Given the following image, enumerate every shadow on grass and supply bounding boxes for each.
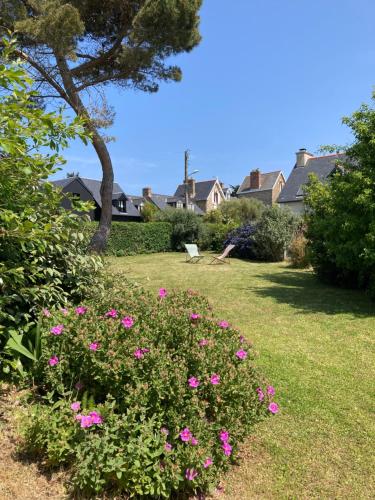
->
[249,269,374,317]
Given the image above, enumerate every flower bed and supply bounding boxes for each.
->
[22,281,278,497]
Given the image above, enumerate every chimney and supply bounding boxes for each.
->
[295,148,314,168]
[187,178,196,198]
[250,169,261,189]
[142,187,152,198]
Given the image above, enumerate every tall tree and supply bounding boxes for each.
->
[0,0,202,252]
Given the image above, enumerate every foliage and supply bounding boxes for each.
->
[141,201,158,222]
[1,1,203,251]
[204,198,264,225]
[21,281,275,497]
[254,206,300,262]
[156,208,203,250]
[88,221,173,256]
[199,223,235,252]
[0,42,103,375]
[304,92,375,296]
[224,224,258,260]
[288,230,310,268]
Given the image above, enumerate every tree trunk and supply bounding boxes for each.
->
[54,54,114,253]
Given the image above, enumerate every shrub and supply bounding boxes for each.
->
[254,206,300,262]
[91,222,173,256]
[0,41,103,375]
[204,198,264,225]
[21,281,278,497]
[141,201,159,222]
[155,208,203,251]
[199,223,234,252]
[289,231,310,268]
[224,224,258,259]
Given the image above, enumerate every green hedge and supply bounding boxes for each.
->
[89,222,173,256]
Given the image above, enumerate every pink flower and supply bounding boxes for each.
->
[75,306,87,315]
[190,313,201,320]
[158,288,167,298]
[198,338,208,347]
[219,430,229,443]
[164,442,172,452]
[267,385,275,396]
[239,335,245,343]
[236,349,248,360]
[256,388,264,401]
[203,457,213,468]
[42,308,51,317]
[121,316,134,329]
[48,355,59,366]
[188,376,200,388]
[218,320,229,329]
[161,427,169,435]
[185,468,198,481]
[134,348,144,359]
[210,373,220,385]
[75,381,84,390]
[89,411,103,424]
[222,442,232,456]
[191,437,199,446]
[105,309,118,318]
[60,308,68,316]
[75,414,82,421]
[50,324,64,335]
[80,415,94,428]
[268,402,279,414]
[180,427,192,442]
[70,401,81,412]
[89,342,100,351]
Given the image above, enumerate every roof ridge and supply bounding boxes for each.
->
[310,153,345,160]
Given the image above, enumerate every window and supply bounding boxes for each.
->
[214,192,219,205]
[117,199,126,212]
[176,200,183,209]
[72,192,81,199]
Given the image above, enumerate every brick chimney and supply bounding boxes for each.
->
[250,169,261,190]
[295,148,314,168]
[187,178,196,198]
[142,187,152,198]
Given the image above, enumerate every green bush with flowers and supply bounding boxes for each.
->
[21,280,279,497]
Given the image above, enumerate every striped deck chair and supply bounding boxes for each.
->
[209,244,235,265]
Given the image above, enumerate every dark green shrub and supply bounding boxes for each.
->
[92,222,173,255]
[199,223,234,251]
[254,206,300,262]
[21,281,278,497]
[155,209,203,251]
[0,43,103,375]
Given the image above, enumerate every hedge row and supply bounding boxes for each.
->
[89,222,173,256]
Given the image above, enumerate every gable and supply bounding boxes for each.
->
[238,171,284,194]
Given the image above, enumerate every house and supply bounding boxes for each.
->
[174,178,228,213]
[129,187,205,215]
[237,169,286,205]
[52,176,141,221]
[278,149,345,214]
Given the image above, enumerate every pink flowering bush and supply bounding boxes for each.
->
[21,280,277,497]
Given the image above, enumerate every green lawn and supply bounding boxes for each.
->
[108,253,375,499]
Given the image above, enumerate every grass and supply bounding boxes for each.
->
[109,252,375,499]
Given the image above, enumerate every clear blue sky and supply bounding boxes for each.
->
[54,0,375,195]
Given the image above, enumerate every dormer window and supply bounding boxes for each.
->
[117,199,126,212]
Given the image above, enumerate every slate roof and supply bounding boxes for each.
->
[52,176,140,217]
[238,171,283,194]
[174,179,217,201]
[278,154,345,203]
[129,193,204,215]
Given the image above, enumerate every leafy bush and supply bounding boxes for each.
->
[141,201,159,222]
[0,40,103,374]
[254,206,300,262]
[21,281,278,497]
[224,224,258,259]
[90,222,173,256]
[155,208,203,251]
[204,198,264,225]
[304,92,375,297]
[199,223,235,252]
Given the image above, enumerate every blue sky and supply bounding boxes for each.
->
[54,0,375,195]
